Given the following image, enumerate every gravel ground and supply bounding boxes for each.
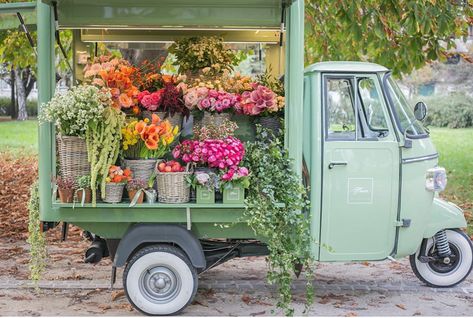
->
[0,230,472,316]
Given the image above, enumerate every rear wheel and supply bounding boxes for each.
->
[410,229,473,287]
[123,245,198,315]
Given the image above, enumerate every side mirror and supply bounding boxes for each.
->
[414,101,428,122]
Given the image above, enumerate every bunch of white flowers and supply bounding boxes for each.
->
[39,85,112,137]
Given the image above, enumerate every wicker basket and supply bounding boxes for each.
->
[57,136,90,180]
[142,111,183,131]
[103,183,125,203]
[201,112,232,127]
[258,116,282,137]
[156,171,191,203]
[124,159,158,182]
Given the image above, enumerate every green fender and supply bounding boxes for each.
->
[423,198,467,238]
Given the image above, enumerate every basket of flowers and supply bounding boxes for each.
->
[155,160,191,203]
[103,166,132,203]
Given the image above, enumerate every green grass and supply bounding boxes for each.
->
[0,119,38,156]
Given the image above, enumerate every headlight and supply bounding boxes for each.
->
[425,167,447,192]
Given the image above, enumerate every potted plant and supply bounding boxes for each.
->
[103,166,132,203]
[75,175,92,205]
[187,171,218,204]
[156,160,190,203]
[220,166,250,204]
[39,85,109,180]
[145,171,157,203]
[126,178,147,205]
[122,113,178,182]
[168,36,238,79]
[54,176,77,203]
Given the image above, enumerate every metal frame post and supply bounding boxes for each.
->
[285,0,304,177]
[37,0,56,220]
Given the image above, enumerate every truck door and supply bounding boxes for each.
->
[320,74,399,261]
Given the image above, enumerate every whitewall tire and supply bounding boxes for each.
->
[410,229,473,287]
[123,245,198,315]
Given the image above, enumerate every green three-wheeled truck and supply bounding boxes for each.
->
[1,0,472,315]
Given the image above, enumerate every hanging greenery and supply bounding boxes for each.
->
[243,127,314,316]
[27,180,47,285]
[86,107,126,205]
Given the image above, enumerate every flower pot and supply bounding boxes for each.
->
[58,188,74,203]
[142,111,183,131]
[257,116,282,137]
[196,185,215,204]
[75,188,92,204]
[123,159,159,183]
[156,171,191,203]
[145,188,157,203]
[201,112,232,127]
[222,186,245,204]
[103,183,125,203]
[56,135,90,180]
[128,189,144,205]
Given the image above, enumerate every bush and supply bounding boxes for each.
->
[422,93,473,128]
[0,97,38,117]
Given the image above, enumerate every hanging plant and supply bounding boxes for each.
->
[27,180,47,285]
[243,127,314,316]
[86,107,126,205]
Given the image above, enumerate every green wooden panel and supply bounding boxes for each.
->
[56,0,287,29]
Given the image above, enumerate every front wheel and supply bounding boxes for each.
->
[410,229,473,287]
[123,245,198,315]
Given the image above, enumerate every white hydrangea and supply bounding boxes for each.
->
[38,85,110,137]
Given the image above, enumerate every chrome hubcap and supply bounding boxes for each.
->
[140,266,181,304]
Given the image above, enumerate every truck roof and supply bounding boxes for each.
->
[304,61,389,73]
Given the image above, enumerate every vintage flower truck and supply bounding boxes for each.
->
[1,0,471,315]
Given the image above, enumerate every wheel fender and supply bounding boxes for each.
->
[423,198,467,238]
[113,224,206,269]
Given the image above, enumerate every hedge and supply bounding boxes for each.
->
[0,97,38,117]
[422,93,473,128]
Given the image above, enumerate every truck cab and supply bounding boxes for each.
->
[304,62,467,267]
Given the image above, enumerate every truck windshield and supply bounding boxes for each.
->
[385,75,427,137]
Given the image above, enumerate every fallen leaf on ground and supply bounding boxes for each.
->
[413,311,422,316]
[250,311,266,316]
[396,304,406,310]
[111,290,125,301]
[345,312,358,317]
[192,300,208,307]
[241,294,251,305]
[98,304,111,311]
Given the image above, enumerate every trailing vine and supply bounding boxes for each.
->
[27,180,47,285]
[243,128,314,316]
[86,107,125,205]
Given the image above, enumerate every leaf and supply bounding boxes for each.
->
[396,304,406,310]
[250,311,266,316]
[111,290,125,301]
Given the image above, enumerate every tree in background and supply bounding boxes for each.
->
[305,0,473,76]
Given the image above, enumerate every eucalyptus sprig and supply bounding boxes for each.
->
[243,127,314,316]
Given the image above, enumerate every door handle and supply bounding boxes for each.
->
[328,161,348,169]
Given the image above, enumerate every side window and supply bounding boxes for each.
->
[358,78,389,138]
[326,78,356,140]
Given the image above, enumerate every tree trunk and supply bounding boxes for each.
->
[14,67,28,121]
[10,69,16,119]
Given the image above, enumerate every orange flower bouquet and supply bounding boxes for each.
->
[122,114,179,160]
[83,56,140,111]
[103,165,132,203]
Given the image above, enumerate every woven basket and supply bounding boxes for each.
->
[258,116,282,137]
[201,112,232,127]
[142,111,183,131]
[124,159,159,182]
[57,136,90,180]
[156,171,191,203]
[103,183,125,203]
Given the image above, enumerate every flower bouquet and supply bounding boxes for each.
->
[53,176,77,203]
[220,166,250,204]
[126,178,148,205]
[103,166,132,203]
[187,171,219,204]
[122,114,179,182]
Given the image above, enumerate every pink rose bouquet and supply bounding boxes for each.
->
[138,89,164,111]
[235,83,279,116]
[198,89,239,113]
[220,166,250,189]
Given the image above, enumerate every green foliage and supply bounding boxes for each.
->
[243,128,314,316]
[0,30,36,70]
[305,0,473,76]
[27,180,47,285]
[168,36,238,76]
[86,107,125,205]
[76,175,91,189]
[423,94,473,128]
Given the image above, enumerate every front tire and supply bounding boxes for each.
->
[123,245,198,315]
[410,229,473,287]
